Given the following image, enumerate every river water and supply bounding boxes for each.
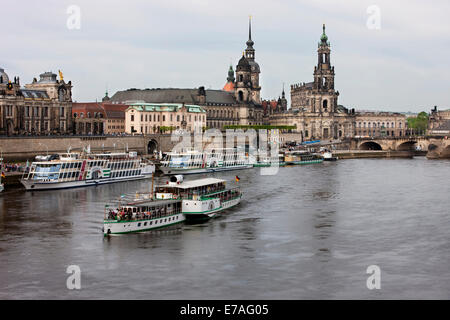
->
[0,157,449,299]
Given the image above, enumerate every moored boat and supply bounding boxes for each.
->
[321,151,338,161]
[283,150,323,165]
[253,154,286,167]
[21,151,155,191]
[159,148,252,175]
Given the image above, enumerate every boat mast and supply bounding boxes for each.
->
[151,173,154,199]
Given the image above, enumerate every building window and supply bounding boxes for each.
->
[131,115,134,122]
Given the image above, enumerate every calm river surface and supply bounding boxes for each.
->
[0,157,449,299]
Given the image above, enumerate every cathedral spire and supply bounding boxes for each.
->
[227,64,235,82]
[245,16,255,60]
[246,15,254,48]
[320,23,329,46]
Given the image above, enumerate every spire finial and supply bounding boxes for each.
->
[249,15,252,40]
[320,23,329,44]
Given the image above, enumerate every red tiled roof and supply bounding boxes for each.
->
[222,81,235,92]
[72,102,128,119]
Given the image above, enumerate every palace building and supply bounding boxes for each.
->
[124,103,206,134]
[72,100,129,135]
[0,68,73,136]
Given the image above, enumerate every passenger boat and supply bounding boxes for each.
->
[103,175,242,235]
[253,154,286,167]
[155,175,242,220]
[321,151,338,161]
[20,151,155,190]
[159,148,253,175]
[283,150,323,165]
[103,197,185,236]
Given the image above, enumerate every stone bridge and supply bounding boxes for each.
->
[350,136,450,158]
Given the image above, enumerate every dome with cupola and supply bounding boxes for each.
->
[0,67,9,84]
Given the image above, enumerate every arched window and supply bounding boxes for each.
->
[238,91,244,101]
[323,99,328,109]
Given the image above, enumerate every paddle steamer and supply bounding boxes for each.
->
[21,151,155,190]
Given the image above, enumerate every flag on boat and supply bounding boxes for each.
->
[235,175,240,182]
[1,172,5,178]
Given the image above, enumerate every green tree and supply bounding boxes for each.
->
[407,112,429,135]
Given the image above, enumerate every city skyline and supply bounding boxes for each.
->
[1,0,449,113]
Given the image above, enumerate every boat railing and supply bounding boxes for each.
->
[105,206,182,222]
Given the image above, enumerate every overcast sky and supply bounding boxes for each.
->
[1,0,449,112]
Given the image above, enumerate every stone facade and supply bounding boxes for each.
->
[429,106,450,135]
[354,111,407,137]
[124,103,206,134]
[72,101,128,135]
[0,68,73,136]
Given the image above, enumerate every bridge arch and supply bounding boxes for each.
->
[428,144,438,151]
[397,141,417,151]
[147,139,158,154]
[359,141,382,150]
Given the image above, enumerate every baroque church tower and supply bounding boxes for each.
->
[234,17,261,104]
[313,24,338,113]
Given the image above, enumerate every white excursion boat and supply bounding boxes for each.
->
[103,197,185,236]
[159,148,253,175]
[154,175,242,220]
[103,175,242,235]
[21,151,155,191]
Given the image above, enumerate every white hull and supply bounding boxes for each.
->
[160,164,252,175]
[21,174,151,191]
[104,213,185,235]
[182,195,242,220]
